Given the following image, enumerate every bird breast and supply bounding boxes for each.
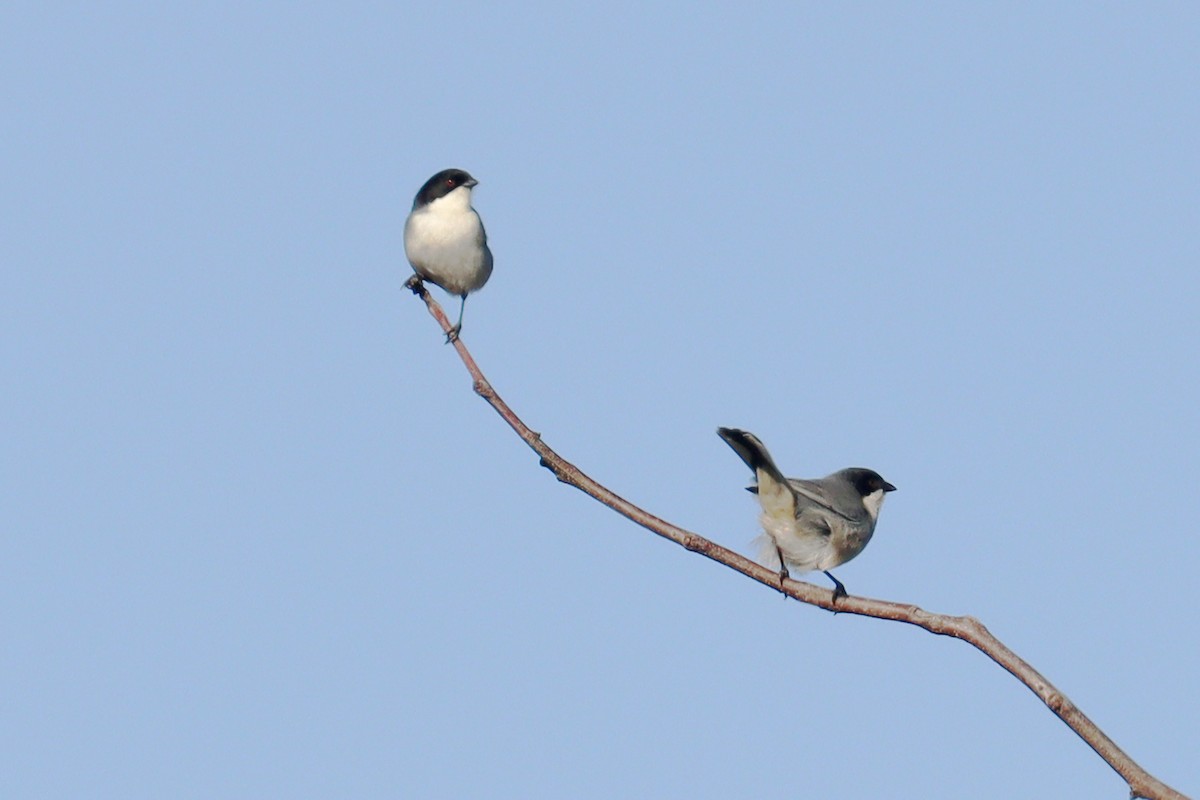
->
[404,189,490,295]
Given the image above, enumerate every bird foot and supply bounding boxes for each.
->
[824,571,848,606]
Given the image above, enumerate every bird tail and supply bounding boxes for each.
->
[717,428,796,522]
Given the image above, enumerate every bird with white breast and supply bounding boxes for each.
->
[404,168,493,342]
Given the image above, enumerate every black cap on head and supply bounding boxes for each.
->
[841,468,897,497]
[413,168,477,209]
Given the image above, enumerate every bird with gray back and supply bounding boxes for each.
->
[717,427,896,602]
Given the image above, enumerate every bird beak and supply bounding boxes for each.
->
[883,481,897,492]
[465,178,479,188]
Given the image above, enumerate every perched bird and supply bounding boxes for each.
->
[404,168,493,341]
[717,427,896,601]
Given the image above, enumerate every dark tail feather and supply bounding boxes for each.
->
[718,427,795,519]
[717,427,787,485]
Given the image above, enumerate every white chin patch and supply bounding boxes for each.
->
[862,488,886,521]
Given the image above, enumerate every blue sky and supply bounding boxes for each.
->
[3,3,1197,798]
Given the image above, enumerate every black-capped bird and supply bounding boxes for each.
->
[718,427,896,602]
[404,168,493,341]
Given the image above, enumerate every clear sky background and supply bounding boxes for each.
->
[3,3,1197,798]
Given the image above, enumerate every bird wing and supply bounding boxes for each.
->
[786,478,858,523]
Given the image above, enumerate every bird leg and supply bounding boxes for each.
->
[776,544,790,596]
[445,295,466,343]
[823,571,847,605]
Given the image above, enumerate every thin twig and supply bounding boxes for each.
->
[407,277,1190,800]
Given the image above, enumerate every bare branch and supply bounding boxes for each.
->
[407,277,1190,800]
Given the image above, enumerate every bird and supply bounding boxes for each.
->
[403,168,493,342]
[717,427,896,602]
